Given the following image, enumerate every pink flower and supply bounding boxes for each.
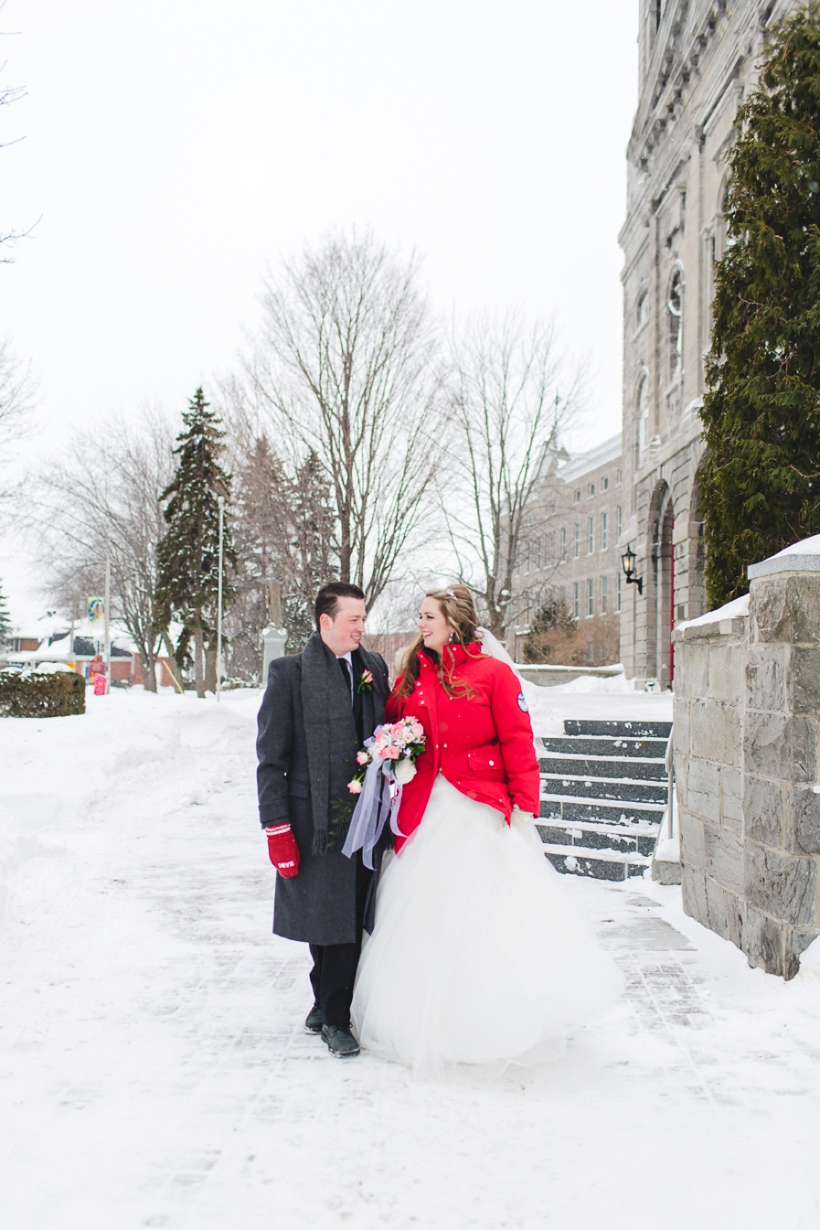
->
[348,779,363,794]
[356,751,370,765]
[384,745,401,759]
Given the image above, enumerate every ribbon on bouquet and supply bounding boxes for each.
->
[342,746,394,870]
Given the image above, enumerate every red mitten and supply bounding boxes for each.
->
[265,823,300,877]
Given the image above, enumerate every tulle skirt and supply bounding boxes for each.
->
[351,775,622,1078]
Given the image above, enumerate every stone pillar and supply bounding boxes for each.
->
[674,539,820,979]
[743,549,820,977]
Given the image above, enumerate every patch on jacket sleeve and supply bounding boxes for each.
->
[517,690,528,712]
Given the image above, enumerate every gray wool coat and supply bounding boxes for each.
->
[256,633,389,946]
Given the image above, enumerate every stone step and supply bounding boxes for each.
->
[540,736,669,759]
[540,774,668,805]
[563,719,672,739]
[543,843,651,881]
[540,797,666,825]
[537,821,658,857]
[539,754,668,781]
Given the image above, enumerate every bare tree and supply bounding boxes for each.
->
[29,410,175,691]
[0,336,35,522]
[443,312,582,640]
[241,230,444,610]
[0,5,38,258]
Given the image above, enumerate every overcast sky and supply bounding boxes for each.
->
[1,0,639,623]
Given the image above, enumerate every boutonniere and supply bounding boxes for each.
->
[357,668,374,693]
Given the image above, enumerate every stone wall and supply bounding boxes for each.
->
[674,545,820,979]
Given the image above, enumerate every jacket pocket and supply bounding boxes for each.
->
[287,777,311,798]
[466,746,505,779]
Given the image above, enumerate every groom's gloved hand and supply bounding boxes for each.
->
[265,823,300,877]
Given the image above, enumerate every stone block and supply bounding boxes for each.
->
[691,701,741,767]
[704,875,730,940]
[681,864,708,927]
[704,822,743,894]
[743,712,817,783]
[725,890,746,950]
[744,842,818,926]
[687,760,720,823]
[675,642,709,700]
[743,906,785,976]
[708,643,743,704]
[752,574,820,645]
[787,647,820,715]
[743,775,783,848]
[785,927,820,981]
[673,700,691,759]
[674,754,689,808]
[678,807,705,871]
[721,768,742,831]
[785,786,820,857]
[745,645,787,713]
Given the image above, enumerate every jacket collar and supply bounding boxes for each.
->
[417,641,482,671]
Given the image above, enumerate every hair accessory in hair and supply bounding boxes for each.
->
[445,588,457,600]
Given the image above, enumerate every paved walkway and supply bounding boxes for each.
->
[1,693,819,1230]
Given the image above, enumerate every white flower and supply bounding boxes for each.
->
[393,757,417,785]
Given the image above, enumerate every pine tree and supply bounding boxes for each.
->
[0,580,12,650]
[700,4,820,607]
[155,388,236,696]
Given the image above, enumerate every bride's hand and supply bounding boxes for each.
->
[511,805,537,827]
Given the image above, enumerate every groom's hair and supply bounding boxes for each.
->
[315,582,366,628]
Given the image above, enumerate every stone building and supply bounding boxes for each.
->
[507,434,626,662]
[617,0,801,688]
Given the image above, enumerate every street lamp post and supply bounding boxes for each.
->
[621,544,644,596]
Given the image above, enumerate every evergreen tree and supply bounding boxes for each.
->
[155,388,236,696]
[0,579,12,650]
[700,4,820,607]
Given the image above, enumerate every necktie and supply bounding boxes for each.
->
[339,657,353,704]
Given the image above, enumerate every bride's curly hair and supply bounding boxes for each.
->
[395,584,479,700]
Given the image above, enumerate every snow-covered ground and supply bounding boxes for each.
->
[1,687,819,1230]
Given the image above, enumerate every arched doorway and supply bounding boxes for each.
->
[645,481,675,689]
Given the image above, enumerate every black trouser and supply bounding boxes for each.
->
[308,853,370,1029]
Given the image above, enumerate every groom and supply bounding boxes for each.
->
[256,581,389,1058]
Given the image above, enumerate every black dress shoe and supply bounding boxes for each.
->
[304,1002,324,1034]
[321,1025,360,1057]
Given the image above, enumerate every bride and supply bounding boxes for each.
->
[351,584,622,1077]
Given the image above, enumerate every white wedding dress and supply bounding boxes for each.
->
[351,775,622,1078]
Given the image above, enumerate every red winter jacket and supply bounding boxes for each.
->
[385,642,540,852]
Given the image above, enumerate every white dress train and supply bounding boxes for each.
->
[351,775,622,1078]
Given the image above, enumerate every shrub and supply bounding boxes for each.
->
[0,670,86,718]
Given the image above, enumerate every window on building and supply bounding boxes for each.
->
[616,468,623,484]
[587,516,594,554]
[587,577,594,617]
[637,375,649,463]
[602,476,609,491]
[601,575,609,613]
[588,482,595,497]
[561,526,567,561]
[573,581,580,620]
[601,511,608,551]
[574,523,580,558]
[547,531,555,564]
[616,571,622,613]
[525,541,531,574]
[637,289,648,326]
[535,536,542,571]
[616,505,622,538]
[560,585,566,607]
[574,489,581,504]
[668,268,683,381]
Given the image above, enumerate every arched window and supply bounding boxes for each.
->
[668,269,682,381]
[636,290,648,328]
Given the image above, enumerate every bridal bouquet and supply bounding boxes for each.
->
[342,718,426,869]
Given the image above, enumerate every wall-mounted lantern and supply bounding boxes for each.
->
[621,544,644,596]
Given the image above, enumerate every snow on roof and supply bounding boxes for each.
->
[556,433,622,483]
